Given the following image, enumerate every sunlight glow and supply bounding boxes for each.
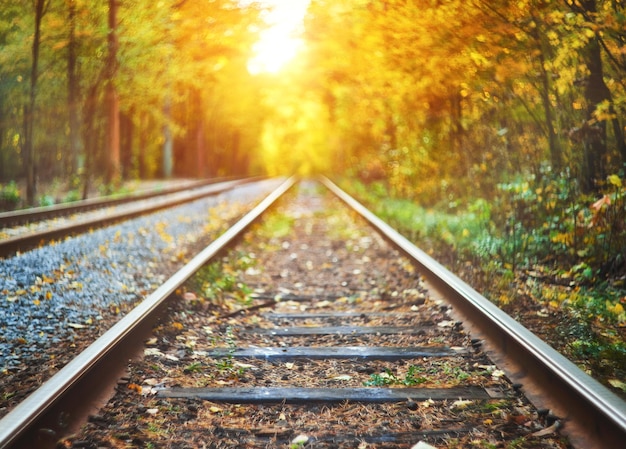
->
[247,0,310,75]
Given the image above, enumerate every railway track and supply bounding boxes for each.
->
[0,178,244,228]
[0,177,257,257]
[0,178,624,448]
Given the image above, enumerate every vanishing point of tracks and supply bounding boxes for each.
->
[1,177,625,448]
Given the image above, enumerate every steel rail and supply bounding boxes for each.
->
[0,176,297,449]
[0,177,248,228]
[0,178,257,257]
[320,176,626,449]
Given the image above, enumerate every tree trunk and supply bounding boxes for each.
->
[120,111,133,179]
[106,0,120,186]
[24,0,48,205]
[162,100,173,178]
[577,0,611,191]
[138,112,147,178]
[537,39,562,171]
[81,83,99,200]
[196,118,206,177]
[67,0,81,180]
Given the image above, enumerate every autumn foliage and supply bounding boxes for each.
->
[0,0,624,209]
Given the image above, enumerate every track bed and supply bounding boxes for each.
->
[66,182,570,448]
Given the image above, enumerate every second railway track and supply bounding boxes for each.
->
[0,177,258,257]
[1,178,624,448]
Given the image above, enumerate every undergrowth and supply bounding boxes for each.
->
[191,251,256,306]
[342,171,626,394]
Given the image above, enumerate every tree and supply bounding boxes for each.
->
[67,0,82,177]
[569,0,626,191]
[105,0,120,186]
[23,0,49,205]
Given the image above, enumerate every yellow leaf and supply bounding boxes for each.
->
[331,374,352,381]
[608,379,626,392]
[451,399,473,409]
[606,301,624,316]
[608,174,622,188]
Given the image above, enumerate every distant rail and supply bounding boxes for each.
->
[0,177,260,256]
[0,177,244,228]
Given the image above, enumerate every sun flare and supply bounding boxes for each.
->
[247,0,310,75]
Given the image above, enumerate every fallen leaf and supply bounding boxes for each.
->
[530,420,561,437]
[144,348,164,357]
[210,406,223,413]
[141,386,158,396]
[437,320,456,328]
[451,399,473,409]
[234,361,255,369]
[254,427,290,436]
[508,414,529,425]
[291,434,309,445]
[330,374,353,381]
[609,379,626,392]
[476,364,496,372]
[410,442,437,449]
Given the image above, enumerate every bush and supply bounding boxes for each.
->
[64,189,81,203]
[38,194,55,207]
[0,181,21,211]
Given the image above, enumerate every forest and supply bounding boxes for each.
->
[1,0,625,202]
[0,0,625,393]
